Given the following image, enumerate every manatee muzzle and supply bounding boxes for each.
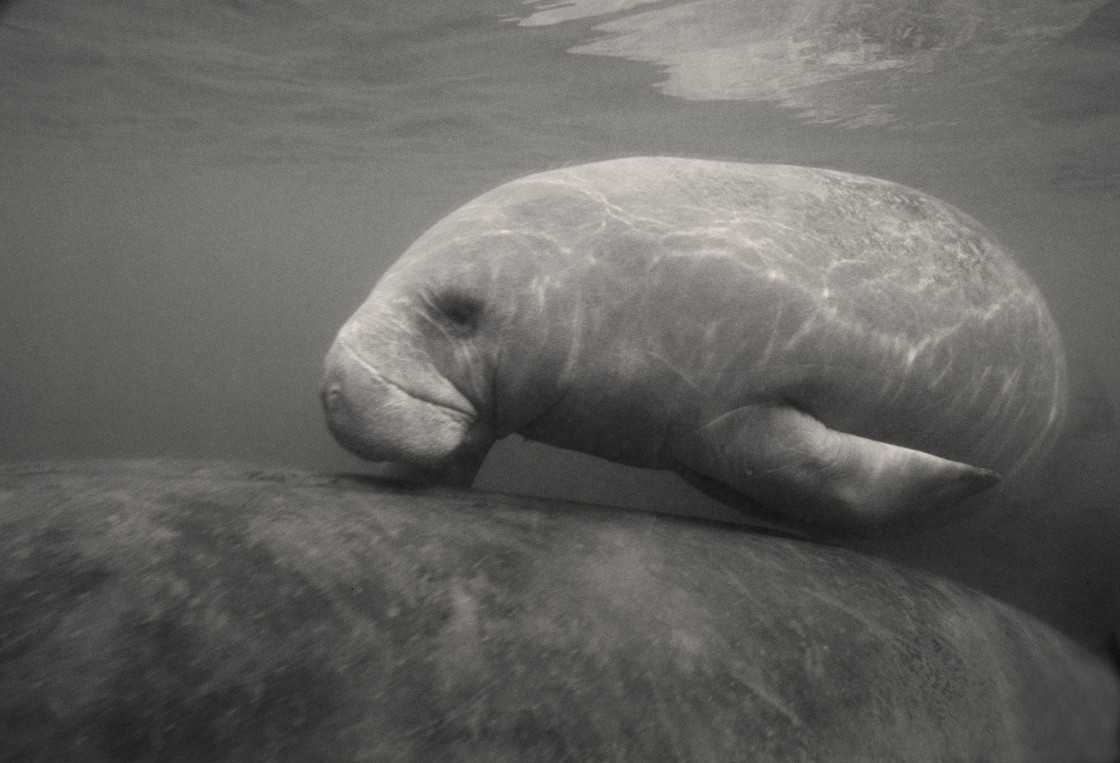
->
[321,338,490,482]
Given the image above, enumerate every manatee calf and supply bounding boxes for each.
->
[322,157,1068,534]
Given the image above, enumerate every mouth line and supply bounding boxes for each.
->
[337,339,478,423]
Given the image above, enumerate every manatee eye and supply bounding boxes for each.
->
[429,290,484,334]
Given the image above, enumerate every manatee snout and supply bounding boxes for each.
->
[320,337,491,486]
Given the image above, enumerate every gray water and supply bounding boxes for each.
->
[2,0,1119,523]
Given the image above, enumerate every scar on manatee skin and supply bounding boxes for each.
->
[645,351,708,399]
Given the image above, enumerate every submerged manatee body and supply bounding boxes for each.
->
[322,157,1067,535]
[1,460,1116,762]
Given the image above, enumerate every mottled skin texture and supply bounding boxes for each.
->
[0,459,1116,761]
[322,157,1067,534]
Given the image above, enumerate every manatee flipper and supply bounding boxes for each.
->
[671,404,1000,535]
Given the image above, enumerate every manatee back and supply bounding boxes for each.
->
[499,158,1067,479]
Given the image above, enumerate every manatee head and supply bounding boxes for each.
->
[321,197,584,484]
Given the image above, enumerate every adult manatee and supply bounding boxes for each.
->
[322,157,1068,535]
[0,459,1116,762]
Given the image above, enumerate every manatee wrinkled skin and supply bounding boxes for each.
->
[322,157,1068,535]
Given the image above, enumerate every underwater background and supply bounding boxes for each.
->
[2,0,1118,523]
